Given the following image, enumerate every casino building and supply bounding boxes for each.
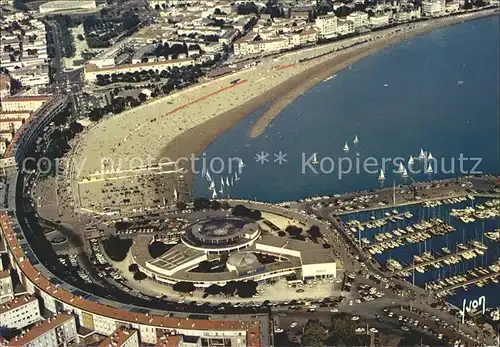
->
[132,216,338,288]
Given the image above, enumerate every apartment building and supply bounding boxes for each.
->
[421,0,446,17]
[315,13,338,38]
[0,74,10,99]
[99,327,140,347]
[0,270,14,303]
[0,295,41,330]
[347,12,369,29]
[336,19,356,36]
[7,314,78,347]
[0,96,50,112]
[84,59,195,83]
[369,13,391,28]
[234,34,291,57]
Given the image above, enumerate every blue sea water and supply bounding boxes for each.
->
[193,17,500,307]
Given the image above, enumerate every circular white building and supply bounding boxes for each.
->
[39,0,97,14]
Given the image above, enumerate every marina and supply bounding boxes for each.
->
[339,192,500,308]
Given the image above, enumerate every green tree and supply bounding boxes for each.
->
[301,320,327,346]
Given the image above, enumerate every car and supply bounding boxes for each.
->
[278,312,287,317]
[355,327,365,333]
[308,308,316,313]
[330,308,339,313]
[290,322,298,328]
[351,316,360,321]
[401,326,409,332]
[355,299,362,304]
[370,327,378,333]
[437,333,443,340]
[349,300,353,306]
[275,328,284,333]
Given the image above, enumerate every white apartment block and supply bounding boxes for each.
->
[234,36,290,57]
[394,8,422,22]
[0,295,41,330]
[315,13,338,39]
[446,1,460,13]
[8,314,78,347]
[0,96,50,112]
[84,59,195,83]
[0,270,14,303]
[347,12,369,29]
[369,13,391,28]
[421,0,446,17]
[99,327,140,347]
[336,20,355,36]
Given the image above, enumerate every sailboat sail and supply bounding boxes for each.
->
[353,135,359,144]
[209,181,215,190]
[402,168,408,178]
[234,172,240,181]
[343,142,349,151]
[397,162,404,173]
[220,177,225,186]
[408,155,414,165]
[378,169,385,181]
[206,171,212,181]
[312,153,319,164]
[225,177,230,186]
[212,189,217,199]
[426,164,433,173]
[238,159,245,168]
[427,152,433,160]
[419,148,426,159]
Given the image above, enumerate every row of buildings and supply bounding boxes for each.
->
[0,12,50,89]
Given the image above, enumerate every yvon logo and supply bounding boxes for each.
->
[460,296,486,324]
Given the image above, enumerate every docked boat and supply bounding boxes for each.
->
[485,230,500,242]
[470,240,488,250]
[457,243,468,250]
[441,247,451,254]
[386,259,403,271]
[416,267,425,273]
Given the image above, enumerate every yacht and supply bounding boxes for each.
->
[485,230,500,242]
[343,143,350,152]
[419,148,426,160]
[378,169,385,181]
[353,135,359,144]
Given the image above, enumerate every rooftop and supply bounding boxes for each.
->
[98,326,138,347]
[0,295,37,315]
[8,314,73,346]
[84,58,195,73]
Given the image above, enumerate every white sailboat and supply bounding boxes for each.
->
[343,142,349,151]
[426,163,433,174]
[312,153,319,164]
[238,158,245,168]
[408,155,414,165]
[220,177,225,187]
[212,189,218,199]
[225,177,230,186]
[397,162,405,173]
[234,172,240,181]
[353,135,359,144]
[427,152,433,160]
[219,185,224,194]
[419,148,426,160]
[402,168,409,178]
[378,169,385,181]
[206,171,212,181]
[209,180,215,190]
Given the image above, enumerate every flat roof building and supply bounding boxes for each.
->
[99,326,139,347]
[0,295,41,331]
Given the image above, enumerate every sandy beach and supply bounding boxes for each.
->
[69,9,498,208]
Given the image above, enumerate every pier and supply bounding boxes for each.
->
[434,271,499,295]
[351,212,410,229]
[393,245,482,275]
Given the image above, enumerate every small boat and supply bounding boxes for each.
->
[225,177,230,186]
[384,84,388,87]
[378,169,385,181]
[408,155,414,165]
[402,168,408,178]
[312,153,319,164]
[238,159,245,168]
[458,80,464,86]
[426,163,433,174]
[427,152,433,160]
[220,177,225,187]
[343,143,350,152]
[206,171,212,181]
[234,172,240,181]
[419,148,426,160]
[212,189,217,199]
[397,162,405,173]
[353,135,359,144]
[209,181,215,190]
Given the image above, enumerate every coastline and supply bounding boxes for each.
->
[160,9,498,192]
